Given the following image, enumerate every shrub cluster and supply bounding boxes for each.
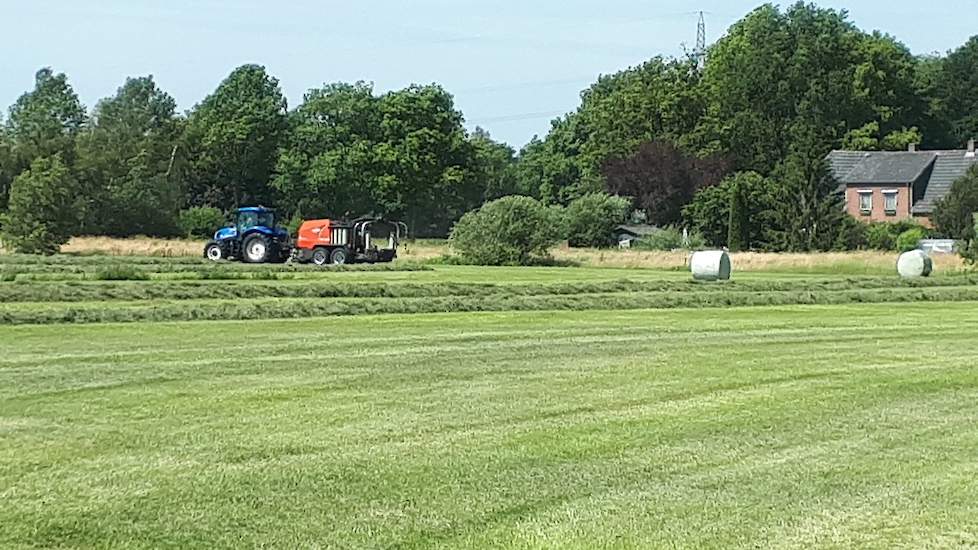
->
[449,196,564,266]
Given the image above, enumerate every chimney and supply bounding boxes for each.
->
[969,139,975,154]
[908,143,918,152]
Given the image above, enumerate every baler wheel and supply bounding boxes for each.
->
[311,247,330,266]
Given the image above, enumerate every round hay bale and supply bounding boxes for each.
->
[691,250,732,281]
[897,249,933,278]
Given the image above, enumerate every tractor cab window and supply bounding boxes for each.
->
[257,212,275,228]
[237,211,275,230]
[238,212,259,230]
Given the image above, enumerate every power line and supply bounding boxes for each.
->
[456,76,596,95]
[467,110,566,125]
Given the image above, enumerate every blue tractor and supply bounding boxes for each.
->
[203,207,292,263]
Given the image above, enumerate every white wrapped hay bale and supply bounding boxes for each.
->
[691,250,732,281]
[897,250,933,278]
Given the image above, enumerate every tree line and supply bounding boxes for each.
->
[2,2,978,254]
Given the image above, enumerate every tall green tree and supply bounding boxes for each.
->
[700,3,924,172]
[186,64,287,210]
[512,125,586,204]
[76,76,185,236]
[683,171,775,249]
[0,155,79,254]
[5,68,86,163]
[2,68,86,213]
[929,37,978,147]
[602,140,730,226]
[765,122,845,251]
[726,181,747,252]
[373,84,480,235]
[932,167,978,241]
[514,57,706,204]
[0,125,14,212]
[274,82,381,220]
[469,127,518,201]
[274,83,483,236]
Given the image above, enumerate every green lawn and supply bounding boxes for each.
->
[3,303,978,548]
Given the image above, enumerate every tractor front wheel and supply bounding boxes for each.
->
[204,241,224,262]
[243,234,275,263]
[330,248,349,265]
[311,247,330,266]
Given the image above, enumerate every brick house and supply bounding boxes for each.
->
[827,140,977,227]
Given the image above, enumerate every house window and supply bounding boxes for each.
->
[858,191,873,214]
[883,191,898,215]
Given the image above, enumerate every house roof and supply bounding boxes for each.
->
[914,151,978,214]
[838,151,937,184]
[614,224,659,237]
[827,147,977,215]
[827,150,866,182]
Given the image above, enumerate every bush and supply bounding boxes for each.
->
[865,220,928,251]
[832,217,869,251]
[865,223,895,250]
[633,227,706,251]
[449,196,563,265]
[683,171,774,249]
[0,155,79,254]
[933,166,978,240]
[179,207,226,238]
[964,213,978,264]
[564,193,630,248]
[896,227,928,252]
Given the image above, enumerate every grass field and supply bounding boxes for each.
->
[2,249,978,547]
[3,304,978,548]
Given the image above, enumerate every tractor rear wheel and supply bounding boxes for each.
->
[311,247,330,266]
[330,248,349,265]
[204,241,224,262]
[243,234,275,263]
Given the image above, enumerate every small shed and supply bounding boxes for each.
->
[613,225,659,248]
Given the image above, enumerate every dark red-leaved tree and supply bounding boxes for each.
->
[602,140,731,226]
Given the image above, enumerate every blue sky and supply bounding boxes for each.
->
[1,1,975,147]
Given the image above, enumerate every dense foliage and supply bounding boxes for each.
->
[1,155,79,254]
[273,83,487,237]
[563,193,631,248]
[1,2,976,254]
[602,140,730,226]
[449,196,563,265]
[932,167,978,242]
[178,207,226,238]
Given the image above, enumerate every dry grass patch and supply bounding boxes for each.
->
[62,236,205,257]
[556,247,968,274]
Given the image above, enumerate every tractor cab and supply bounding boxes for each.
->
[237,208,277,232]
[205,207,291,263]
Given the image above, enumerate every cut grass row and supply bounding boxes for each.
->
[3,275,978,303]
[3,286,978,325]
[0,261,431,281]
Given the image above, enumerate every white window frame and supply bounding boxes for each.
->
[882,190,898,215]
[857,190,873,214]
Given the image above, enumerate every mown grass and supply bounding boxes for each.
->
[3,286,978,325]
[3,275,978,304]
[0,258,432,282]
[2,304,978,548]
